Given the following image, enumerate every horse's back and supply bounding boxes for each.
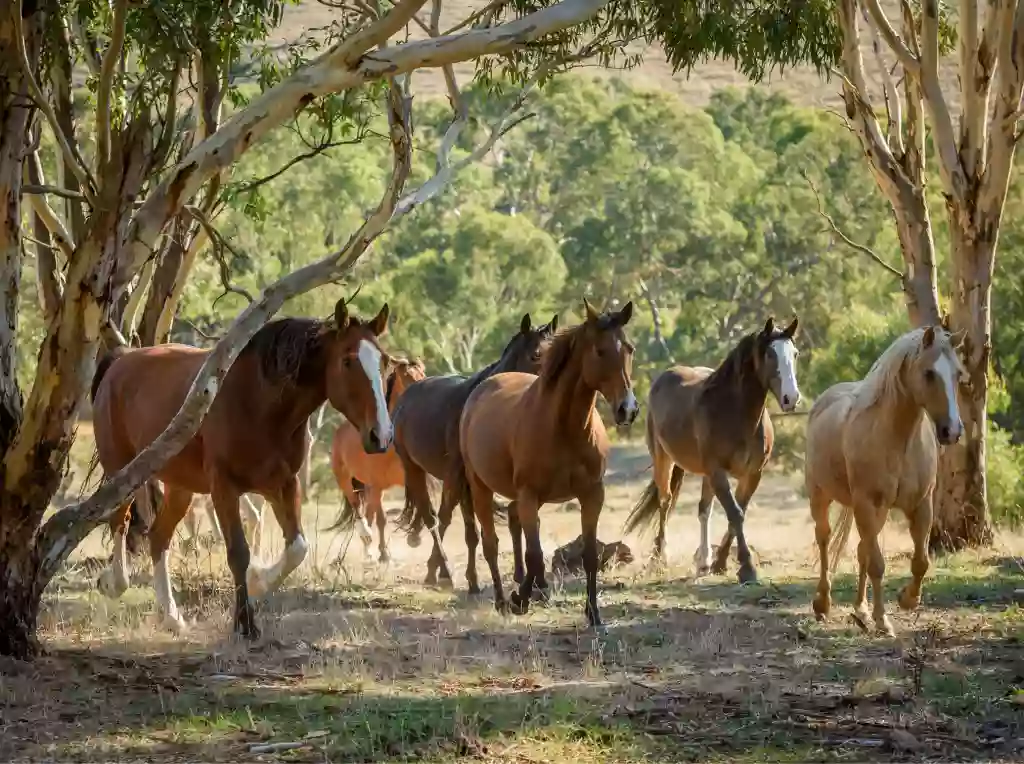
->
[647,365,715,470]
[393,373,469,478]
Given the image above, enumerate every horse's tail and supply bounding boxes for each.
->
[325,480,363,532]
[827,505,856,575]
[395,458,437,533]
[125,480,161,557]
[91,346,128,403]
[623,466,683,536]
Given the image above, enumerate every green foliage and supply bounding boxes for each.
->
[988,425,1024,529]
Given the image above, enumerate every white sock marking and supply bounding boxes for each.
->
[154,550,186,633]
[247,534,309,599]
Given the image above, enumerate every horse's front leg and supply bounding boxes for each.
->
[367,488,389,564]
[808,484,834,620]
[711,468,762,575]
[578,483,605,629]
[508,492,543,616]
[709,469,756,584]
[850,497,892,635]
[899,494,934,612]
[148,485,195,634]
[693,477,715,577]
[247,475,309,600]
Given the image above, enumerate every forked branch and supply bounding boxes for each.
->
[95,0,129,169]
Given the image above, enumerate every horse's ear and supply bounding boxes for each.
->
[783,316,799,338]
[369,303,390,336]
[614,300,634,327]
[922,325,936,348]
[762,316,775,336]
[520,313,532,334]
[334,298,350,330]
[549,313,559,333]
[583,297,600,323]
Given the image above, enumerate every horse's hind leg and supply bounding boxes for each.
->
[693,477,715,577]
[97,494,138,598]
[368,487,389,564]
[809,485,833,619]
[468,471,506,613]
[898,494,933,612]
[147,485,195,634]
[851,500,892,635]
[650,438,674,560]
[460,496,481,595]
[508,492,543,616]
[425,482,455,586]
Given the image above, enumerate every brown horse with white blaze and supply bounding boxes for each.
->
[329,357,426,563]
[806,325,965,635]
[624,317,801,584]
[91,297,393,639]
[457,299,638,627]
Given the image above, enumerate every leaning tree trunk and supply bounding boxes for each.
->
[930,224,996,550]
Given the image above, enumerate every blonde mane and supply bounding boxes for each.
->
[855,327,937,409]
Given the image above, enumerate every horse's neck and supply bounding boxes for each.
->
[873,375,925,444]
[265,381,326,436]
[544,354,597,437]
[714,359,768,432]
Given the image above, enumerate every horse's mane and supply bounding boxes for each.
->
[465,328,529,388]
[856,327,932,408]
[540,315,618,386]
[242,317,326,387]
[704,332,758,392]
[384,367,397,405]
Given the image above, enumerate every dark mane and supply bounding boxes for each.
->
[465,330,524,389]
[385,368,398,406]
[241,317,327,387]
[705,332,758,391]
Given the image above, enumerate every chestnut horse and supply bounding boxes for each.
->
[91,298,393,638]
[457,300,638,627]
[807,325,964,635]
[392,313,559,589]
[329,357,426,562]
[624,317,801,584]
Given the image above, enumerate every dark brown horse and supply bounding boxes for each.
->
[624,317,801,584]
[457,299,638,627]
[392,313,558,589]
[92,297,393,639]
[329,357,426,563]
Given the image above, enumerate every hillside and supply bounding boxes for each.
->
[269,0,962,108]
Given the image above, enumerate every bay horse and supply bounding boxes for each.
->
[328,357,426,562]
[392,313,559,589]
[91,297,394,639]
[624,317,801,584]
[457,299,639,627]
[806,325,964,635]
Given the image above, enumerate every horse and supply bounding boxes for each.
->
[806,325,965,635]
[182,492,265,556]
[624,317,801,584]
[392,312,559,589]
[91,296,394,639]
[328,357,427,562]
[456,299,639,627]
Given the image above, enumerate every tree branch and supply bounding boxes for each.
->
[801,169,904,278]
[862,0,920,75]
[186,204,256,307]
[20,184,86,201]
[13,0,97,206]
[95,0,129,171]
[117,0,611,294]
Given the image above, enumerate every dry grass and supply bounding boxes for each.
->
[4,442,1023,762]
[266,0,963,109]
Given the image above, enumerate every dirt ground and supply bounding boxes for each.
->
[2,443,1023,762]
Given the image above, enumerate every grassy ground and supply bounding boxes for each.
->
[2,442,1022,762]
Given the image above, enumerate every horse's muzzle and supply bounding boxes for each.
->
[363,428,390,454]
[614,402,639,427]
[936,422,962,446]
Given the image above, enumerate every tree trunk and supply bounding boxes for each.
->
[930,222,996,550]
[0,538,45,658]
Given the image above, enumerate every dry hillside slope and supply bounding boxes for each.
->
[272,0,961,109]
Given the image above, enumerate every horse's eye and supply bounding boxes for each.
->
[342,357,352,368]
[924,369,936,381]
[595,347,605,358]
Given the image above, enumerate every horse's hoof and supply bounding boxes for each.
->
[710,561,728,575]
[876,616,895,636]
[96,569,128,599]
[162,614,189,635]
[694,564,712,578]
[467,584,482,596]
[898,587,921,611]
[737,565,758,585]
[406,531,423,548]
[245,566,270,599]
[812,596,831,620]
[495,599,509,616]
[508,592,530,616]
[423,570,438,586]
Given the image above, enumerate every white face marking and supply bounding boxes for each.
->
[933,353,963,440]
[615,338,622,352]
[770,338,801,411]
[357,339,393,449]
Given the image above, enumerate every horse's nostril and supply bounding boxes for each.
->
[782,395,791,406]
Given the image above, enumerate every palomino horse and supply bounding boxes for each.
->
[806,325,964,635]
[457,299,639,627]
[392,313,558,589]
[624,317,801,584]
[329,357,426,562]
[91,297,394,638]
